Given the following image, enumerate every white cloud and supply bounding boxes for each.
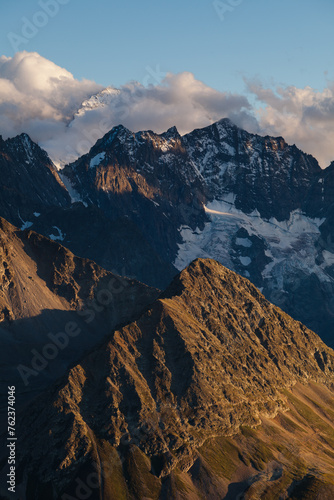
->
[246,80,334,167]
[45,71,257,166]
[0,51,334,168]
[0,51,102,148]
[0,52,255,166]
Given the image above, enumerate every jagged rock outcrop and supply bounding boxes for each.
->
[184,118,322,220]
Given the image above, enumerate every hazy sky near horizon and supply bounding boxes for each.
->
[0,0,334,167]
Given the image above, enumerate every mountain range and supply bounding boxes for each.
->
[1,117,334,499]
[1,118,334,346]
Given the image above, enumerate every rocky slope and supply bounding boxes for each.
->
[29,203,178,289]
[0,217,158,413]
[61,124,207,263]
[0,132,177,289]
[3,259,334,499]
[183,118,322,220]
[0,133,70,228]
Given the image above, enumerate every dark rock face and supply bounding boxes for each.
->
[29,204,178,289]
[5,259,334,499]
[304,161,334,217]
[183,119,322,220]
[0,132,179,289]
[231,227,271,287]
[0,217,158,411]
[62,125,208,263]
[0,133,70,227]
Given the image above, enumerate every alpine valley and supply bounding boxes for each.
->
[1,116,334,499]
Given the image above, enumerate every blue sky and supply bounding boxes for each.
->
[1,0,333,93]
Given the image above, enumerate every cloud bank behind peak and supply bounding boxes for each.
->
[0,51,333,168]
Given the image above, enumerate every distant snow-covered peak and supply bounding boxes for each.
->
[75,86,120,117]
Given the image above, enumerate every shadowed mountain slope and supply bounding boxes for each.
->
[0,133,70,227]
[0,217,158,413]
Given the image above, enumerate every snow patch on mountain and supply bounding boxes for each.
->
[20,221,33,230]
[76,87,120,117]
[58,171,88,207]
[236,237,252,247]
[17,210,33,230]
[239,256,252,266]
[175,196,329,292]
[90,152,106,169]
[49,226,64,241]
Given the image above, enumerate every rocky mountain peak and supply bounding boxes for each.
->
[161,125,180,139]
[4,132,46,164]
[183,118,322,220]
[0,134,71,228]
[97,123,132,148]
[75,86,121,118]
[61,122,207,268]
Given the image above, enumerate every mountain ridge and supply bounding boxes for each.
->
[0,216,159,414]
[0,133,70,229]
[3,257,334,499]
